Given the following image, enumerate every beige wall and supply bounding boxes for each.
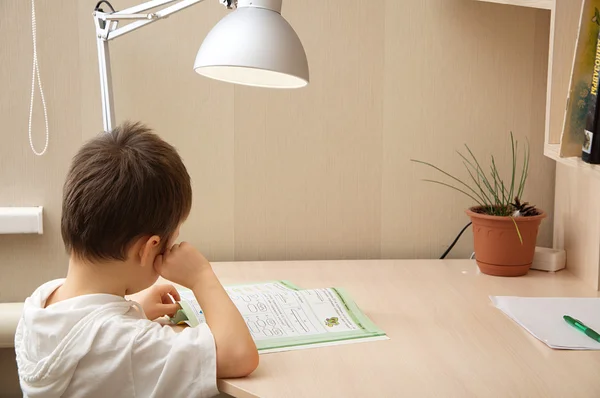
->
[554,163,600,289]
[2,0,556,302]
[0,0,557,394]
[1,1,82,395]
[80,0,557,262]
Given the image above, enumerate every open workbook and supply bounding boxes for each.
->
[170,281,387,353]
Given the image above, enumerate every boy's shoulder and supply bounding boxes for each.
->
[17,282,219,398]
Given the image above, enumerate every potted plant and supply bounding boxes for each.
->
[412,133,546,277]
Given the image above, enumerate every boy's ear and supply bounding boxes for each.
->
[138,235,162,266]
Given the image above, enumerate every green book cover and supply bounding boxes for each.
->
[172,281,387,353]
[561,0,600,157]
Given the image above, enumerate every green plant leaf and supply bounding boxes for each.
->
[421,179,484,206]
[510,216,523,245]
[508,132,517,204]
[490,156,508,206]
[463,161,493,206]
[412,132,533,218]
[458,148,501,205]
[410,159,487,204]
[517,137,530,200]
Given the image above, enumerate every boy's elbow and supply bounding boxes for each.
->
[237,346,259,376]
[217,343,259,378]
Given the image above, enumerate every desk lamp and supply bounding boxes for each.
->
[93,0,309,132]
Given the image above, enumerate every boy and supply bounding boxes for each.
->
[14,122,258,398]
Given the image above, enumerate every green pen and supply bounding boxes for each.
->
[563,315,600,343]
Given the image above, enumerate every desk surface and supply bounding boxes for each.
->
[210,259,600,398]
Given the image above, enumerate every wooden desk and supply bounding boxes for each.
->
[209,259,600,398]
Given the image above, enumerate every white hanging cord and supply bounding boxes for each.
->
[28,0,49,156]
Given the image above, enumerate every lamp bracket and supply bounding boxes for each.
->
[92,0,237,132]
[93,0,236,41]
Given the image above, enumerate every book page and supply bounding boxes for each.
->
[226,282,360,340]
[176,281,387,352]
[178,281,360,339]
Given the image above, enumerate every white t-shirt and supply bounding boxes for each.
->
[14,279,219,398]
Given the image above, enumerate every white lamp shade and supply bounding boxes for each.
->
[193,5,309,89]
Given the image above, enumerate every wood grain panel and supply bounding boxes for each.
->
[532,9,557,248]
[1,1,560,391]
[553,163,600,289]
[381,0,555,259]
[233,0,384,261]
[213,260,600,398]
[547,0,600,290]
[0,0,81,302]
[549,0,582,145]
[474,0,554,9]
[76,0,237,260]
[2,0,556,291]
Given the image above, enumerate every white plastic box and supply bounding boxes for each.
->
[0,207,44,234]
[530,246,566,272]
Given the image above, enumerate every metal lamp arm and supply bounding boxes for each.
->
[92,0,236,132]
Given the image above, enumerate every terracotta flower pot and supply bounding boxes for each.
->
[466,208,546,277]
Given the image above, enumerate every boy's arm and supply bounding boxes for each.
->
[154,242,259,378]
[190,263,259,378]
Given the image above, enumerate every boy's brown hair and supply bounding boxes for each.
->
[61,122,192,261]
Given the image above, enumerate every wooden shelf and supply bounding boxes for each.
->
[474,0,553,10]
[477,0,600,290]
[544,144,600,175]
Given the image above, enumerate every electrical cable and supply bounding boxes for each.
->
[95,1,115,12]
[440,222,472,259]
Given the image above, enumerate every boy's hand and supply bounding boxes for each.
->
[134,284,181,321]
[154,242,210,289]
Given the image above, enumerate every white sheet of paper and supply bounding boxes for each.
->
[490,296,600,350]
